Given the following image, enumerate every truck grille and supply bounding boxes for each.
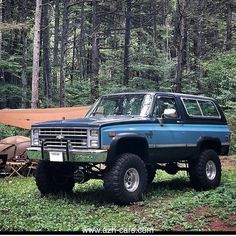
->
[39,128,87,149]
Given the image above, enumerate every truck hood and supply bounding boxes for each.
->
[32,116,154,128]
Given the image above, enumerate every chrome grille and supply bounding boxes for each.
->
[39,128,87,136]
[39,128,87,149]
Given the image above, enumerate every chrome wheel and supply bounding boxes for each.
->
[206,160,216,180]
[124,168,140,192]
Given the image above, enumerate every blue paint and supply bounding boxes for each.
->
[101,123,230,147]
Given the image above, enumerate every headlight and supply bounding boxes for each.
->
[31,129,40,146]
[89,129,99,148]
[90,129,99,137]
[33,138,39,146]
[90,140,99,148]
[33,129,39,135]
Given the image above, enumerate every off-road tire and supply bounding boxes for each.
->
[36,160,75,195]
[146,164,156,184]
[103,153,148,204]
[189,149,221,191]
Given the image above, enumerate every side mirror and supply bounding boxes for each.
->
[163,108,177,118]
[157,108,177,126]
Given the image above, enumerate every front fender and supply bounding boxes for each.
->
[106,133,149,163]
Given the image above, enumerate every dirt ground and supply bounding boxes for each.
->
[175,206,236,232]
[194,155,236,232]
[221,155,236,170]
[174,155,236,232]
[204,155,236,231]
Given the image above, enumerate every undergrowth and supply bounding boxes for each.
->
[0,158,235,232]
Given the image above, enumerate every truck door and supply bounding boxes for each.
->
[149,95,187,162]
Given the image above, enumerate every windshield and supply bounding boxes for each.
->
[87,94,153,118]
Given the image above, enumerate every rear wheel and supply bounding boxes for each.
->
[103,153,147,204]
[189,149,221,191]
[36,161,75,195]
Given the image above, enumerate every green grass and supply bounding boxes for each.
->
[0,158,236,232]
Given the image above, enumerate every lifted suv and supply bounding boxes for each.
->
[28,92,230,204]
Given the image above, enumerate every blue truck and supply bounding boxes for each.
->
[27,92,231,204]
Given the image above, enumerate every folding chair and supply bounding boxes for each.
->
[27,161,38,176]
[7,161,30,177]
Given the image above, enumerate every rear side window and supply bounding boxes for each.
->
[183,99,202,116]
[198,100,219,117]
[182,98,220,118]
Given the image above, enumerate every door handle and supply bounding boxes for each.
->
[177,120,184,124]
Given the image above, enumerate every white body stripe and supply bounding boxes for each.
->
[149,143,230,148]
[149,144,197,148]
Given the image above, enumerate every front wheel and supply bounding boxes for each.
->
[103,153,148,204]
[189,149,221,191]
[36,161,75,195]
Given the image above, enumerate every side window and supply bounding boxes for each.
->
[198,100,220,117]
[155,97,178,119]
[183,98,220,118]
[183,99,202,116]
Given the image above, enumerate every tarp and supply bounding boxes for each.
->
[0,106,90,130]
[0,136,30,161]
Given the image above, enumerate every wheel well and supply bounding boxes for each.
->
[110,138,149,163]
[198,139,221,155]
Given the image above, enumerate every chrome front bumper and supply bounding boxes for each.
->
[27,147,107,163]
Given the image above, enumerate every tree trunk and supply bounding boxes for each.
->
[153,0,158,49]
[174,0,187,93]
[0,0,2,61]
[90,0,99,103]
[20,0,27,108]
[0,0,6,108]
[123,0,131,86]
[192,0,204,81]
[226,0,233,51]
[59,0,69,107]
[79,0,85,80]
[53,0,60,92]
[42,0,52,103]
[182,16,188,67]
[21,30,28,108]
[163,0,171,59]
[71,18,78,84]
[31,0,42,108]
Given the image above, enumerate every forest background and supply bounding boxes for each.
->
[0,0,235,153]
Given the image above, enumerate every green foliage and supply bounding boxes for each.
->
[0,57,22,72]
[100,83,138,95]
[98,33,176,96]
[0,83,23,103]
[0,123,29,140]
[66,81,91,106]
[0,161,235,232]
[202,51,236,107]
[202,51,236,154]
[129,77,158,91]
[225,107,236,154]
[130,31,175,91]
[38,98,57,109]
